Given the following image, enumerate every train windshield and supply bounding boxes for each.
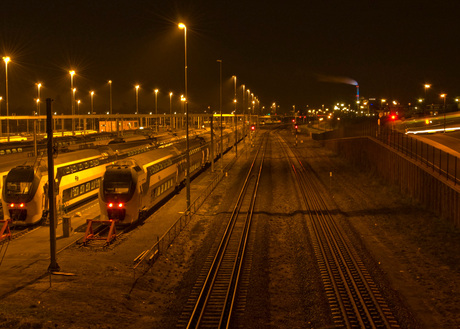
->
[6,181,33,196]
[104,183,130,194]
[103,171,133,195]
[5,167,35,197]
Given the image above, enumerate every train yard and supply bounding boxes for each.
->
[0,126,458,328]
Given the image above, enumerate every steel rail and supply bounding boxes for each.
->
[277,133,399,328]
[184,133,267,329]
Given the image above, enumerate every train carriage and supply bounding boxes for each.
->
[1,140,158,225]
[99,137,209,225]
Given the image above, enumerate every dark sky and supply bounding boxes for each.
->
[1,0,459,115]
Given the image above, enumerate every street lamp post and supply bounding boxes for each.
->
[3,57,10,142]
[69,70,75,134]
[37,83,41,134]
[154,88,159,132]
[169,92,173,129]
[242,84,245,144]
[90,91,94,114]
[108,80,113,115]
[217,59,223,171]
[233,75,237,156]
[441,93,447,133]
[90,91,95,131]
[424,84,431,114]
[77,100,81,132]
[135,85,140,127]
[178,22,191,210]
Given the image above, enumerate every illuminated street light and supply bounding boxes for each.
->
[4,57,10,141]
[36,83,42,117]
[108,80,113,115]
[178,22,191,210]
[90,91,94,114]
[424,84,431,113]
[154,88,159,132]
[69,70,76,134]
[440,93,447,133]
[169,92,173,129]
[233,75,237,156]
[217,59,223,170]
[135,85,140,114]
[36,82,42,134]
[77,99,81,131]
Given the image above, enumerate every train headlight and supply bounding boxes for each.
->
[9,203,14,208]
[19,203,24,208]
[118,203,123,208]
[108,203,113,208]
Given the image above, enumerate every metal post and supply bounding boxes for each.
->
[233,76,237,157]
[211,113,214,173]
[46,98,60,273]
[109,80,113,115]
[180,24,190,210]
[217,60,223,172]
[4,59,9,142]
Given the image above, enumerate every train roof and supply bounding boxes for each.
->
[117,147,178,169]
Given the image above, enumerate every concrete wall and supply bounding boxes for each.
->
[323,137,460,228]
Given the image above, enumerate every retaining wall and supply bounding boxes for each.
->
[323,137,460,228]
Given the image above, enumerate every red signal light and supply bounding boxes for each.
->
[251,125,255,131]
[294,125,298,129]
[292,119,295,123]
[391,115,397,120]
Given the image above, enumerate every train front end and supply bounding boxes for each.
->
[100,162,138,225]
[2,166,44,225]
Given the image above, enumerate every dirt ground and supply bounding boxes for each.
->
[0,129,459,328]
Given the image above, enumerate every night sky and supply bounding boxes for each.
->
[1,0,460,115]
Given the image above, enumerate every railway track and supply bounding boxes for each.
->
[177,133,267,329]
[277,132,401,328]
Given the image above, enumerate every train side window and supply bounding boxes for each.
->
[84,162,89,169]
[72,187,79,198]
[63,189,71,202]
[80,185,85,194]
[64,167,70,175]
[94,160,99,166]
[89,160,94,167]
[6,149,11,154]
[91,181,95,189]
[95,179,100,188]
[85,182,90,191]
[71,165,77,173]
[0,150,4,155]
[78,163,83,171]
[18,148,22,153]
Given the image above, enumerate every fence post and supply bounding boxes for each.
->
[455,156,458,185]
[447,153,449,182]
